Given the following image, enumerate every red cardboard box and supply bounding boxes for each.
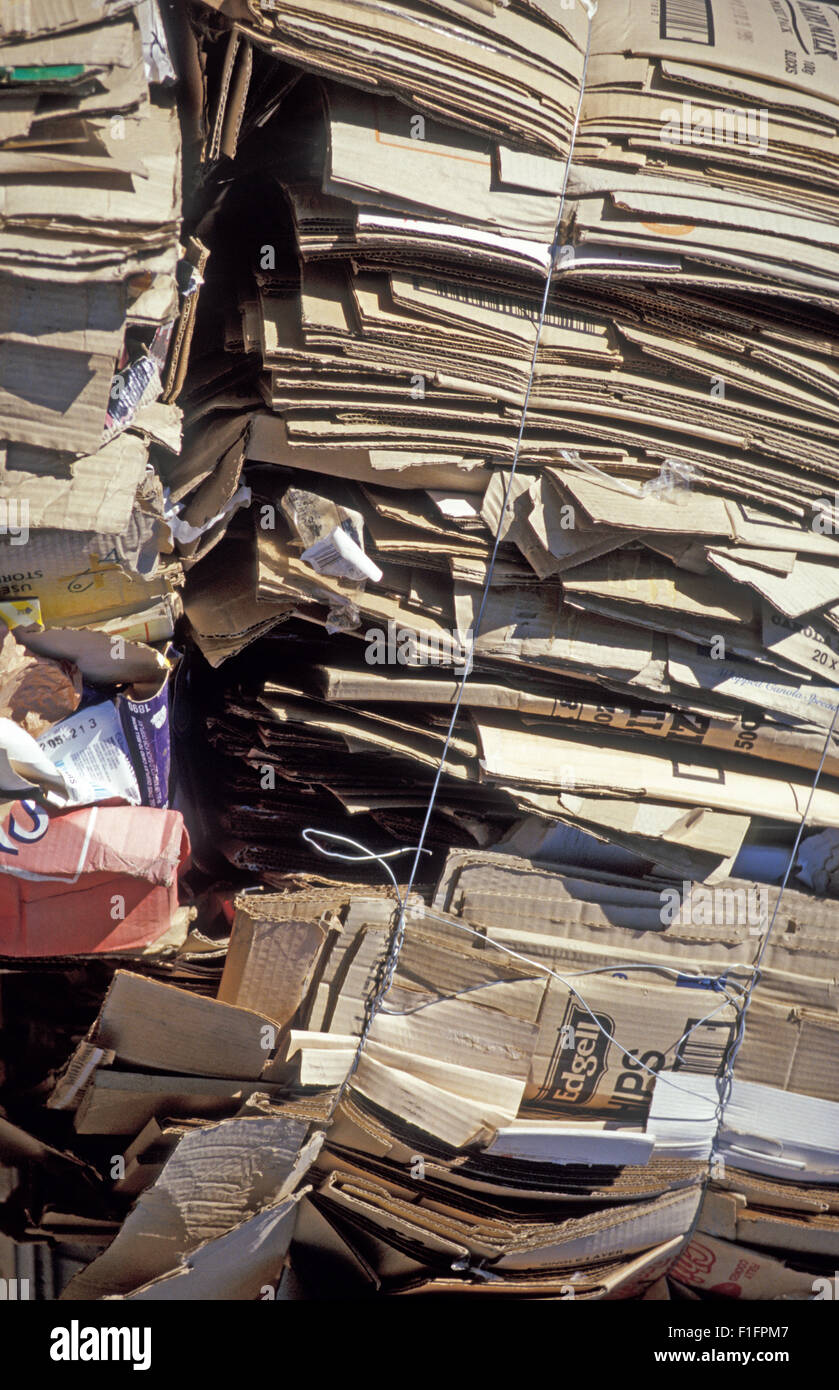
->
[0,800,189,956]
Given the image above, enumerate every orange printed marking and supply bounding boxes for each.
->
[640,221,696,238]
[374,128,489,167]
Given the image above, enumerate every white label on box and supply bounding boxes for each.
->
[38,702,140,806]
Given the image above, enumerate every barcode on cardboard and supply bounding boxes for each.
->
[660,0,715,45]
[412,278,600,333]
[48,1042,108,1109]
[673,1018,733,1075]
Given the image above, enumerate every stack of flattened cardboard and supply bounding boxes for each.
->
[98,0,839,1303]
[26,843,839,1300]
[0,0,211,957]
[436,849,839,1299]
[659,1076,839,1300]
[0,867,683,1299]
[194,0,588,157]
[175,0,839,890]
[303,845,839,1297]
[0,841,826,1298]
[5,0,839,1307]
[0,882,369,1299]
[185,0,839,510]
[573,0,839,310]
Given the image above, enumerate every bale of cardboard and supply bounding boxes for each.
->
[4,0,839,1303]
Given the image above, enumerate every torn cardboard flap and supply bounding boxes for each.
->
[14,625,168,685]
[61,1111,321,1299]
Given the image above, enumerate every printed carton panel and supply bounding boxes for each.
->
[0,801,188,954]
[671,1231,819,1299]
[527,974,736,1117]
